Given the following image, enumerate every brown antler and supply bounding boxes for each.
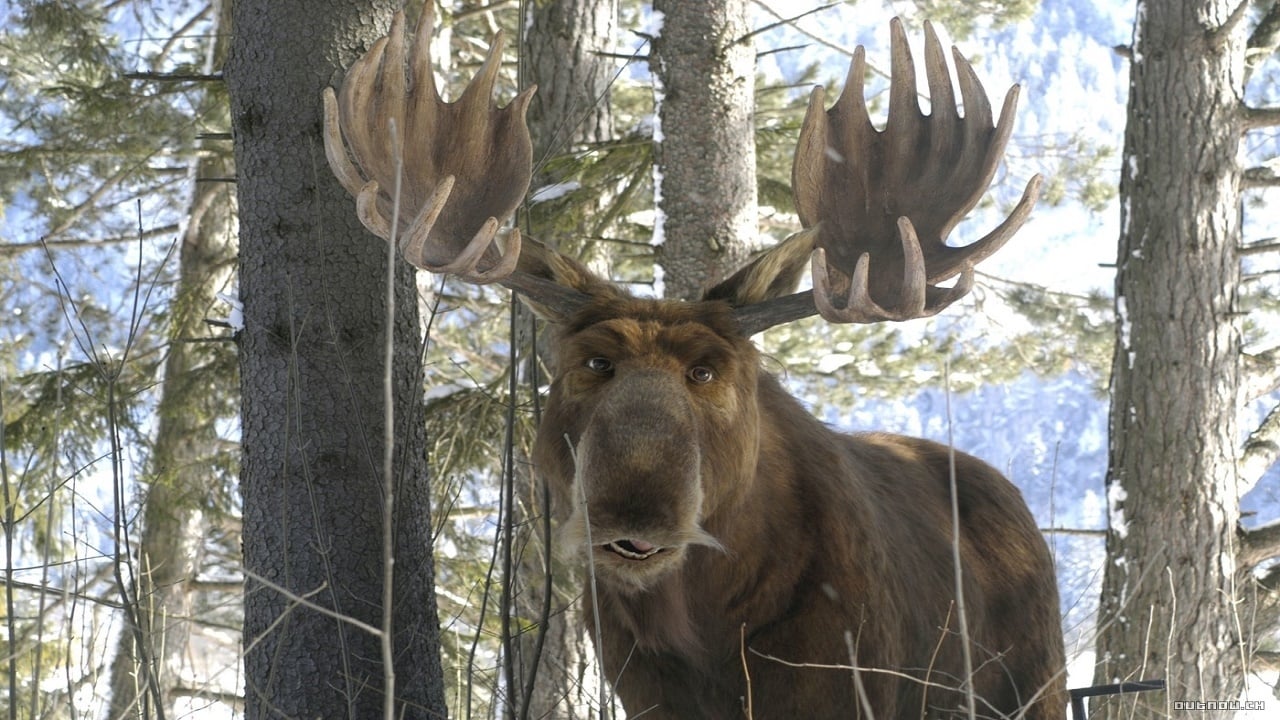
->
[734,19,1040,334]
[324,8,592,315]
[323,6,535,283]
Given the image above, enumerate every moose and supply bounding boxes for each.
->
[324,9,1066,719]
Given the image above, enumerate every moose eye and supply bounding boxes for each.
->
[687,366,715,384]
[585,357,614,375]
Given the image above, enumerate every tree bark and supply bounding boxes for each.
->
[226,1,446,717]
[650,0,757,301]
[514,2,616,717]
[1092,2,1248,716]
[106,3,236,716]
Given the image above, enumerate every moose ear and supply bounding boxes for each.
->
[702,228,816,307]
[515,238,625,323]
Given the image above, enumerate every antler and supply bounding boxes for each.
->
[734,19,1040,334]
[323,8,533,283]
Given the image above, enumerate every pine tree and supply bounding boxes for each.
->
[1093,1,1280,716]
[225,0,446,716]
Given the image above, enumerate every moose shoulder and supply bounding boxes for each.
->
[324,8,1066,719]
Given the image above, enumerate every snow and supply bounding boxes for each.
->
[1116,294,1133,367]
[216,291,244,332]
[1107,480,1129,539]
[529,181,581,204]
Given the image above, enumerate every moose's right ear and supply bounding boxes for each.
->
[514,238,623,323]
[702,228,816,307]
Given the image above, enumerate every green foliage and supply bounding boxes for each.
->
[1027,132,1118,212]
[909,0,1040,36]
[0,1,213,244]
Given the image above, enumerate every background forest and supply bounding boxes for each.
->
[3,0,1280,718]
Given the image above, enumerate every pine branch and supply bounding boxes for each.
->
[1241,519,1280,569]
[1240,402,1280,495]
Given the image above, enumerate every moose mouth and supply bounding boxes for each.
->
[601,539,666,561]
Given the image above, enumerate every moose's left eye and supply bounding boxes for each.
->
[687,366,715,384]
[585,357,614,375]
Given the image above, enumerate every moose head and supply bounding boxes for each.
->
[325,9,1065,719]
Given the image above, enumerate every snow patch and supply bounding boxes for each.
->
[651,72,665,249]
[529,181,581,204]
[1107,481,1129,539]
[1116,294,1132,367]
[816,353,855,373]
[216,291,244,332]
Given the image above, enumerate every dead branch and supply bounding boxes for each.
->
[1241,520,1280,569]
[1241,403,1280,496]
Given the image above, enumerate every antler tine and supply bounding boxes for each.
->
[323,7,534,284]
[730,18,1040,335]
[794,17,1038,325]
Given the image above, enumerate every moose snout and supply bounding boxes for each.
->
[574,372,704,542]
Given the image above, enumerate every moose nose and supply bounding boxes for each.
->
[576,371,701,531]
[585,371,696,468]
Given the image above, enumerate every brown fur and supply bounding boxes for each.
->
[531,278,1067,719]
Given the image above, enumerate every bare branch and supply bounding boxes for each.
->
[1258,563,1280,591]
[1039,527,1107,537]
[1242,105,1280,130]
[1217,0,1253,43]
[124,71,224,83]
[1240,519,1280,569]
[1240,402,1280,494]
[1244,166,1280,188]
[1252,650,1280,672]
[1242,347,1280,402]
[1247,0,1280,81]
[1,224,181,256]
[1240,237,1280,256]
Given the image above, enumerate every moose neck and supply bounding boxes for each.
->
[592,367,827,662]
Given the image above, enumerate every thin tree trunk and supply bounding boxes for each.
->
[650,0,757,301]
[1092,2,1247,716]
[226,1,446,717]
[105,2,235,715]
[514,2,616,717]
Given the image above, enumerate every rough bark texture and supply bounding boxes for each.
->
[226,1,446,717]
[106,4,235,715]
[1092,1,1247,716]
[514,2,617,717]
[525,0,615,166]
[650,0,757,301]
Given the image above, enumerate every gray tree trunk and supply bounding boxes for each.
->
[514,2,616,717]
[650,0,757,300]
[226,1,446,717]
[106,3,235,716]
[1092,2,1248,716]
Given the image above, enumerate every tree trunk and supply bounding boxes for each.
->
[650,0,756,300]
[513,2,616,717]
[1092,2,1247,716]
[106,3,235,716]
[226,2,446,717]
